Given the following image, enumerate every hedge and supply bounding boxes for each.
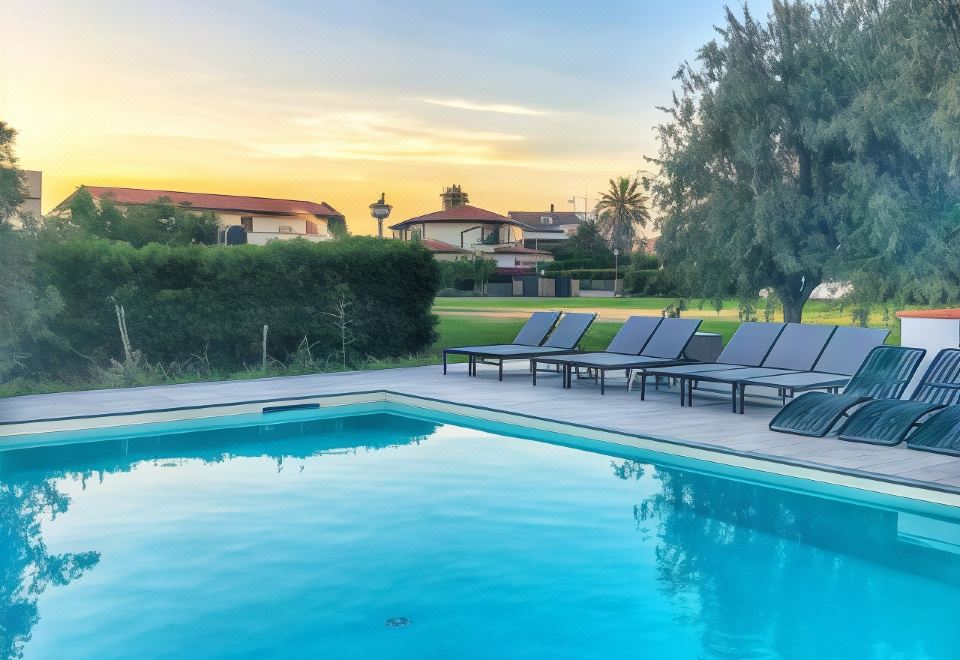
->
[623,268,678,296]
[31,237,440,375]
[546,268,622,280]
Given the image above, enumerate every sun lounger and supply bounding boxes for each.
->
[648,322,835,412]
[531,317,702,394]
[446,312,597,380]
[834,348,960,445]
[644,321,786,405]
[442,311,559,375]
[734,326,891,406]
[528,316,662,387]
[906,405,960,456]
[768,345,926,437]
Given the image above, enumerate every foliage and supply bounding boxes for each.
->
[436,255,498,293]
[28,237,439,379]
[547,268,622,280]
[623,268,677,296]
[0,121,27,225]
[67,187,220,246]
[595,175,650,252]
[547,219,613,266]
[652,0,960,322]
[327,215,349,239]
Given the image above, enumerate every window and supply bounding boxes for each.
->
[240,216,253,232]
[540,216,554,224]
[305,221,318,235]
[278,225,294,233]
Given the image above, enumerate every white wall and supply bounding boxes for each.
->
[218,211,331,241]
[398,222,522,249]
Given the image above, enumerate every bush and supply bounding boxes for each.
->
[30,237,439,377]
[623,268,678,296]
[546,268,622,280]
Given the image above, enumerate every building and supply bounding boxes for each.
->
[51,186,344,245]
[508,204,582,247]
[490,245,553,269]
[2,170,42,225]
[419,239,470,262]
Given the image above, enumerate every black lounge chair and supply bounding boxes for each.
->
[735,326,891,405]
[532,317,702,395]
[528,316,662,388]
[645,321,786,405]
[446,312,597,381]
[442,311,559,375]
[768,345,926,437]
[649,322,836,413]
[835,348,960,445]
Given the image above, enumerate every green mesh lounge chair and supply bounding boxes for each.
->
[446,312,597,381]
[531,318,702,395]
[835,348,960,445]
[442,311,559,375]
[906,405,960,456]
[768,345,926,437]
[645,321,786,406]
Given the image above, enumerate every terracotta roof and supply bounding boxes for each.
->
[492,245,552,255]
[420,239,469,254]
[508,211,583,227]
[69,186,342,217]
[389,204,523,230]
[896,309,960,319]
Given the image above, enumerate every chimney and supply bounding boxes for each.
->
[440,184,469,211]
[550,203,554,213]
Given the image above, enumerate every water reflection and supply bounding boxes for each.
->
[613,460,960,659]
[0,413,439,658]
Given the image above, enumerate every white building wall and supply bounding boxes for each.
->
[402,222,522,250]
[217,211,331,243]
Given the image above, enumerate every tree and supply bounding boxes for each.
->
[67,188,219,246]
[595,175,650,252]
[549,218,614,266]
[0,121,27,225]
[651,1,959,322]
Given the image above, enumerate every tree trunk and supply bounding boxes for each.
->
[778,275,819,324]
[782,298,804,323]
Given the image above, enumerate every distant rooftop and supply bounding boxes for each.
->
[508,209,582,228]
[419,238,470,254]
[57,186,342,218]
[390,204,525,230]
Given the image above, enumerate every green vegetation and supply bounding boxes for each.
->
[653,0,960,322]
[65,186,221,246]
[596,175,650,252]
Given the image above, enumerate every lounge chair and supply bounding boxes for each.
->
[647,322,836,413]
[835,348,960,445]
[529,316,662,387]
[445,312,597,380]
[768,345,926,437]
[734,326,891,408]
[531,317,702,395]
[644,321,786,406]
[442,311,559,375]
[906,405,960,456]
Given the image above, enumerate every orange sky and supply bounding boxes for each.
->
[1,1,765,235]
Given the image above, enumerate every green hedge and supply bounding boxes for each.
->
[623,268,678,296]
[547,268,622,280]
[32,237,439,375]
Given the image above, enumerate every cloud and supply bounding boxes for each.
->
[422,98,548,116]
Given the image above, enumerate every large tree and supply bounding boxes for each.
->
[0,121,27,225]
[652,0,959,321]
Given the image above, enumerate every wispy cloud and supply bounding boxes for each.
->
[422,98,548,116]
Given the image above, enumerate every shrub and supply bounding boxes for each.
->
[623,268,678,296]
[31,237,439,377]
[546,268,622,280]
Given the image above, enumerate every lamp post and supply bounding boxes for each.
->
[369,193,392,239]
[613,247,620,296]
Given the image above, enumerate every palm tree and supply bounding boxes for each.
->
[595,176,650,252]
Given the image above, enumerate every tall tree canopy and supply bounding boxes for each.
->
[595,176,650,253]
[0,121,27,225]
[653,0,960,321]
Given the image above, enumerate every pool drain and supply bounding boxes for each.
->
[385,617,410,628]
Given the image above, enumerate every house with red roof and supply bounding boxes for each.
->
[389,185,553,270]
[52,186,345,245]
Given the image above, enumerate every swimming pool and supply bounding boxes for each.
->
[3,404,959,659]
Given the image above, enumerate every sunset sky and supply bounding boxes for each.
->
[2,1,771,235]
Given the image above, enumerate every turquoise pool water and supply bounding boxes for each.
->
[3,405,960,659]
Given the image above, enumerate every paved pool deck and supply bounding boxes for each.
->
[3,362,960,497]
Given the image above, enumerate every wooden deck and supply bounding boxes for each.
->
[3,361,960,496]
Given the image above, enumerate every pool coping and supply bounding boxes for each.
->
[3,388,960,508]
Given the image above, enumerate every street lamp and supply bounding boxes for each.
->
[613,248,620,297]
[369,192,392,239]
